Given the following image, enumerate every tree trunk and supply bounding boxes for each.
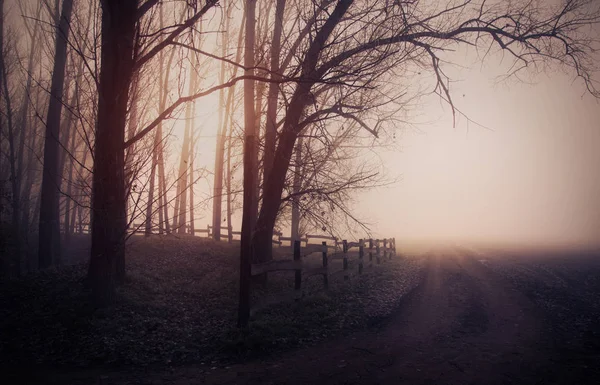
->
[61,55,85,245]
[0,0,22,275]
[157,176,164,234]
[263,0,286,187]
[88,0,137,305]
[38,0,73,268]
[251,0,353,266]
[238,0,257,328]
[0,0,6,228]
[124,72,139,207]
[144,136,159,236]
[57,66,73,184]
[214,9,245,242]
[253,73,265,214]
[154,6,169,236]
[71,143,89,236]
[21,40,45,238]
[188,131,195,236]
[144,49,162,237]
[211,0,230,241]
[21,122,40,239]
[176,120,190,234]
[226,111,234,243]
[156,18,175,236]
[16,3,42,204]
[172,178,181,231]
[158,140,169,234]
[63,115,77,245]
[290,136,303,241]
[176,68,196,234]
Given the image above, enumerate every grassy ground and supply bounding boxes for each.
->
[0,234,424,372]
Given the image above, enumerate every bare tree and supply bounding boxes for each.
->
[62,52,86,245]
[263,0,286,188]
[38,0,74,269]
[175,53,198,234]
[16,1,43,235]
[250,0,600,275]
[87,0,139,304]
[239,0,258,328]
[289,135,302,241]
[212,0,234,241]
[88,0,220,305]
[0,0,21,274]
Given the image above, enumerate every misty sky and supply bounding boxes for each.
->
[170,41,600,248]
[361,48,600,247]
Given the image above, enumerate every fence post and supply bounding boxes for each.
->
[206,224,211,238]
[383,238,388,260]
[322,241,328,289]
[358,239,364,274]
[376,239,381,264]
[294,240,301,291]
[343,239,348,280]
[293,240,302,301]
[369,238,373,263]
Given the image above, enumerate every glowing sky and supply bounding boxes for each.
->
[160,31,600,248]
[361,49,600,247]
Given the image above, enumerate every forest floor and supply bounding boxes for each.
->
[0,234,425,384]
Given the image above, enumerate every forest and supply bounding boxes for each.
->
[1,0,599,381]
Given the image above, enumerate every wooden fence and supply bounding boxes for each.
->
[78,220,396,317]
[250,237,396,314]
[125,223,341,249]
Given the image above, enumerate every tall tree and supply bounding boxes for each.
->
[89,0,219,304]
[38,0,74,268]
[62,55,85,245]
[263,0,286,188]
[238,0,257,328]
[16,1,43,209]
[188,130,195,236]
[88,0,137,304]
[155,15,178,236]
[176,54,198,234]
[221,11,246,243]
[144,127,160,236]
[250,0,600,271]
[251,0,352,272]
[0,0,22,274]
[290,136,303,241]
[211,0,232,241]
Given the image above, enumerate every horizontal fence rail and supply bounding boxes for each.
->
[75,221,396,320]
[124,224,340,249]
[250,237,397,315]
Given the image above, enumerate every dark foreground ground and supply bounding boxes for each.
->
[3,240,600,384]
[0,235,423,383]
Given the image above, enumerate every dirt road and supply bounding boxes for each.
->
[43,248,600,384]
